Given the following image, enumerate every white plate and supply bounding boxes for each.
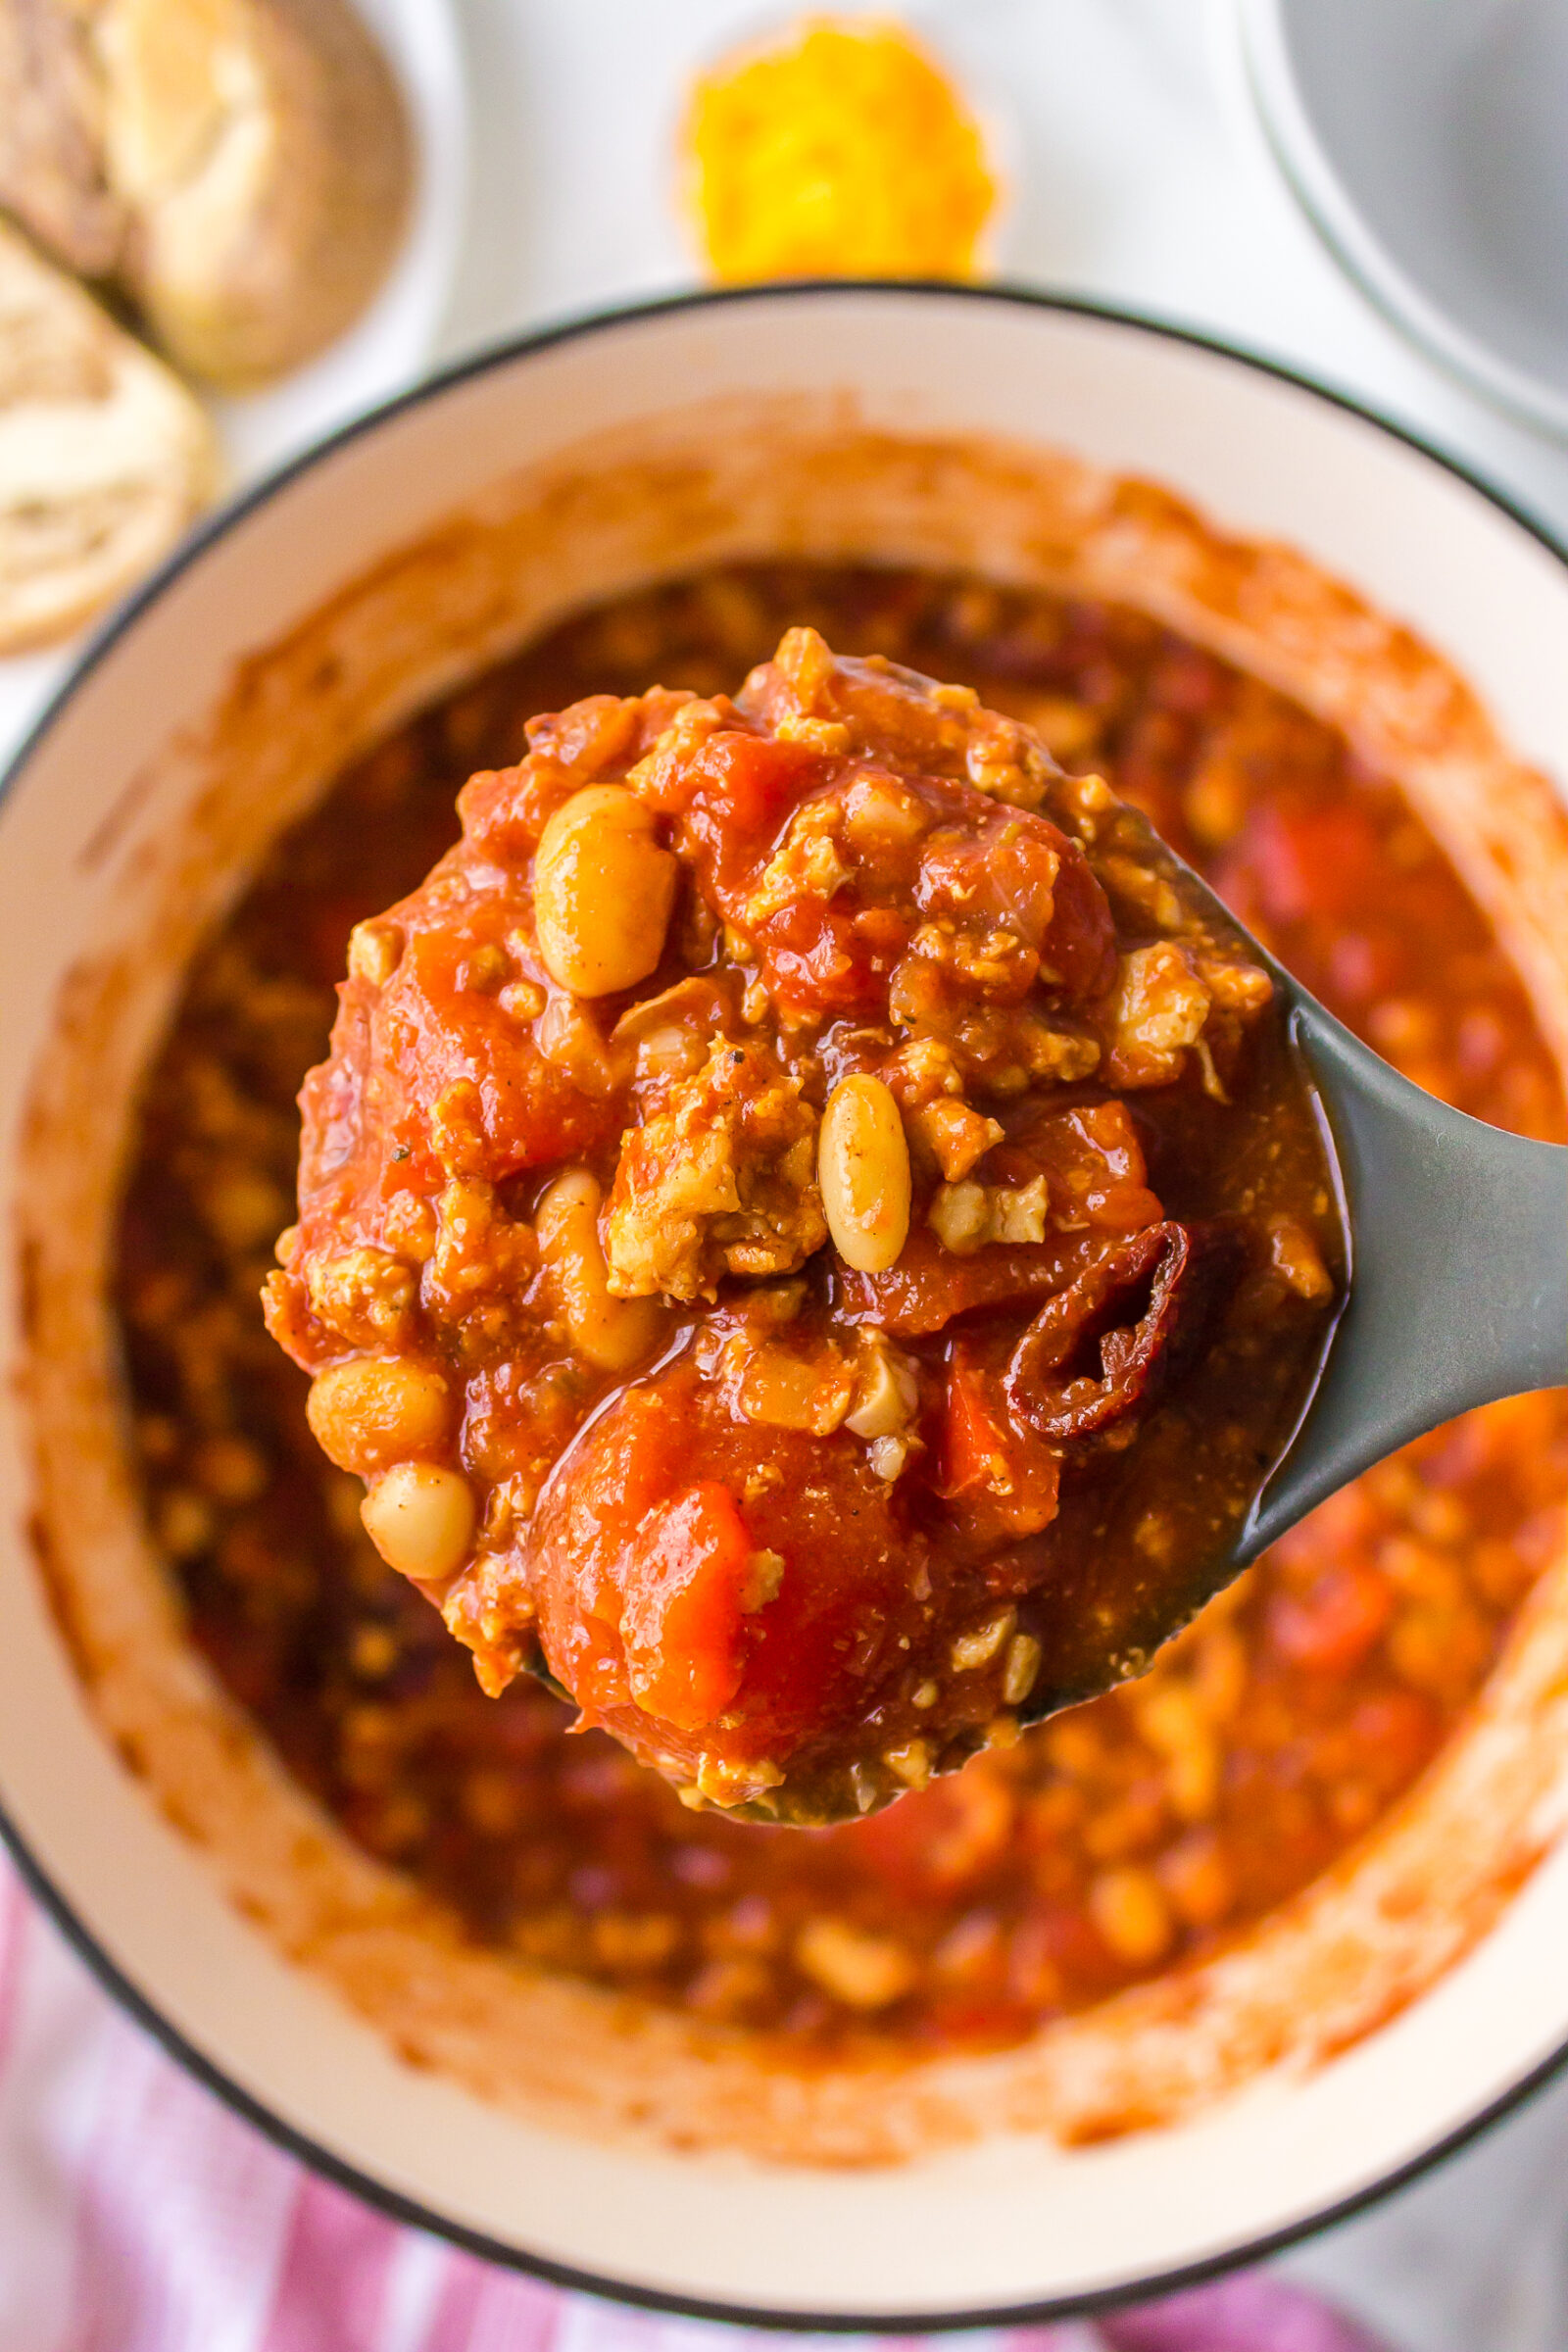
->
[1239,0,1568,441]
[0,0,468,752]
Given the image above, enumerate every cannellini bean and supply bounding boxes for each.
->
[362,1462,475,1585]
[532,785,676,996]
[535,1168,663,1371]
[818,1074,910,1273]
[308,1356,454,1475]
[1136,1683,1221,1821]
[1089,1865,1173,1966]
[795,1916,915,2009]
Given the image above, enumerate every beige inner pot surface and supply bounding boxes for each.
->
[21,400,1568,2167]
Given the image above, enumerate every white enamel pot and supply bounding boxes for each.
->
[3,286,1568,2327]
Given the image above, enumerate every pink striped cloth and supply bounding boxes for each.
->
[0,1853,1392,2352]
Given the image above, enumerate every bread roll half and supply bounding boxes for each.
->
[99,0,415,389]
[0,216,220,650]
[0,0,415,390]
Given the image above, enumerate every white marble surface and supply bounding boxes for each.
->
[7,3,1568,2343]
[430,6,1568,2346]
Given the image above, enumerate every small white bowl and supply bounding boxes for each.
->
[3,287,1568,2325]
[1240,0,1568,440]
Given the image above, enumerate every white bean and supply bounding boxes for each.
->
[362,1461,475,1585]
[533,785,676,997]
[307,1356,453,1475]
[817,1074,910,1274]
[535,1168,662,1370]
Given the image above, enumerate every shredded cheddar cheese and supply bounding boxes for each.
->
[683,16,998,284]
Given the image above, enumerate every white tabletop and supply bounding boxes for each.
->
[438,0,1568,542]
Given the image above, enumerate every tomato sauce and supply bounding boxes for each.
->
[262,625,1340,1819]
[114,564,1567,2044]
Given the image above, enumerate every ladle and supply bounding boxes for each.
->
[1130,831,1565,1579]
[1240,981,1567,1558]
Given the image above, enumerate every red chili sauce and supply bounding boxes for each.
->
[114,564,1568,2042]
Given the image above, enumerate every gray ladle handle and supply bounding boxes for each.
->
[1241,992,1568,1561]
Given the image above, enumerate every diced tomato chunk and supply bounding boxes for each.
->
[1267,1559,1392,1674]
[1349,1689,1440,1789]
[618,1482,756,1732]
[937,1350,1061,1542]
[760,900,884,1013]
[690,730,821,838]
[1231,804,1388,928]
[848,1762,1015,1895]
[941,1354,1014,1497]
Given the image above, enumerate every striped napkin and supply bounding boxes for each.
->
[0,1855,1390,2352]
